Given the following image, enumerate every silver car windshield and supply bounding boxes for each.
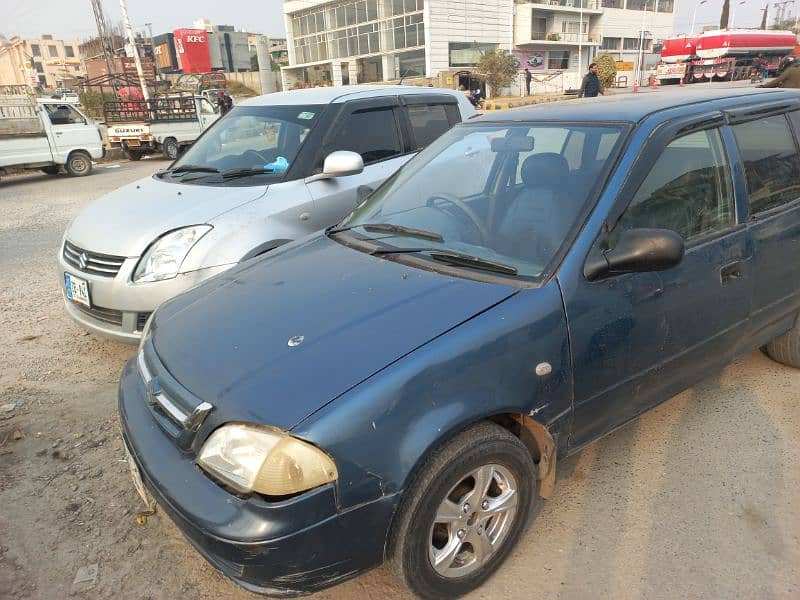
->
[340,123,625,278]
[171,105,323,178]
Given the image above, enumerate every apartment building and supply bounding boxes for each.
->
[0,35,85,89]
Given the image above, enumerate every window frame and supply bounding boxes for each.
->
[598,112,748,262]
[730,109,800,220]
[609,126,737,249]
[317,97,409,170]
[399,95,461,151]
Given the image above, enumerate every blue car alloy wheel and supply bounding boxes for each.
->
[388,422,538,599]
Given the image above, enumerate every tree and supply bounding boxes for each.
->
[760,4,768,29]
[475,49,517,98]
[595,52,617,89]
[720,0,730,29]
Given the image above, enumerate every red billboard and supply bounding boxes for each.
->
[173,28,211,74]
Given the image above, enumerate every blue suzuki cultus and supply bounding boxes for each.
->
[120,89,800,598]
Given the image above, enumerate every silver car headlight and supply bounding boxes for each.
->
[133,225,212,283]
[197,424,338,496]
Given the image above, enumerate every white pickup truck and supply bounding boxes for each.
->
[0,90,104,179]
[104,93,220,161]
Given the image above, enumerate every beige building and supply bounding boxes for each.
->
[0,35,85,89]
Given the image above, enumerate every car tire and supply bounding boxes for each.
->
[65,151,92,177]
[162,137,179,160]
[124,149,143,161]
[387,421,537,600]
[765,318,800,368]
[41,165,60,175]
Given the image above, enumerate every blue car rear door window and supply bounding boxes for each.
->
[735,111,800,330]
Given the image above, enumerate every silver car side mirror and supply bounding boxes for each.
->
[306,151,364,183]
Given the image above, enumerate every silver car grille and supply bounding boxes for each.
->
[63,240,125,278]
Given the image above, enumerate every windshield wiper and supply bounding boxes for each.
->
[169,164,220,174]
[373,247,518,275]
[329,222,443,242]
[221,167,274,179]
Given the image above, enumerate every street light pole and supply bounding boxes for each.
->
[577,0,583,84]
[730,0,746,28]
[690,0,708,34]
[635,1,648,88]
[145,22,160,81]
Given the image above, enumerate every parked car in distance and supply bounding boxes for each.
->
[119,88,800,598]
[60,86,474,341]
[52,88,81,105]
[1,89,103,179]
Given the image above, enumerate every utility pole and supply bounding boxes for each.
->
[119,0,149,100]
[89,0,117,89]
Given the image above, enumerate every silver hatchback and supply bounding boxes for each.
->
[59,86,474,342]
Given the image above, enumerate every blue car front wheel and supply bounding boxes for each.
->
[388,421,538,599]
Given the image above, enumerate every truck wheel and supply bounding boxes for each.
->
[162,138,179,161]
[388,421,537,600]
[41,165,60,175]
[65,151,92,177]
[124,149,143,161]
[765,318,800,368]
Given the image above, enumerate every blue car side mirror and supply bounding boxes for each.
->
[585,228,685,281]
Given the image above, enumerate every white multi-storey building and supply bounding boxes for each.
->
[281,0,674,90]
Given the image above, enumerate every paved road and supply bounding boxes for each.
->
[0,150,798,600]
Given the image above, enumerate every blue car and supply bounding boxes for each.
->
[119,88,800,598]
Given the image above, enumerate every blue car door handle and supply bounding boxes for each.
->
[720,261,742,285]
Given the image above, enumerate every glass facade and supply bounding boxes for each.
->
[291,0,425,64]
[449,43,500,67]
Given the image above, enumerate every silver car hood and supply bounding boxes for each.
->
[66,175,267,256]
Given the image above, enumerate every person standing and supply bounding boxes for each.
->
[578,62,604,98]
[524,68,532,96]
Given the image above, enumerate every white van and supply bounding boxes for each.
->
[0,92,104,178]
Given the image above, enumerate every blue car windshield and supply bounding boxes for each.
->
[342,122,625,278]
[171,105,323,180]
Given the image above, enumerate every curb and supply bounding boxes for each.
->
[481,95,576,111]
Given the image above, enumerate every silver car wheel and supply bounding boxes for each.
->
[428,463,518,578]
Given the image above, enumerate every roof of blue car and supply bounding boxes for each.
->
[473,88,800,124]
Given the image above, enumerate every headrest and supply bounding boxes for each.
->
[521,152,570,188]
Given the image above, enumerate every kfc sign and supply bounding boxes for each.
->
[186,35,205,43]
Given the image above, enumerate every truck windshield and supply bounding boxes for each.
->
[335,122,626,279]
[170,105,323,181]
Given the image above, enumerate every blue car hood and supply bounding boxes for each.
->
[152,235,517,430]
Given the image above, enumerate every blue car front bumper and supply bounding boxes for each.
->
[118,358,400,595]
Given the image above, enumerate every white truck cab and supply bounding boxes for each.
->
[0,91,104,179]
[104,93,220,161]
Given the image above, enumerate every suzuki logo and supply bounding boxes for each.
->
[78,252,89,270]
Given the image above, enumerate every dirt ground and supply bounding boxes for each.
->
[1,160,799,600]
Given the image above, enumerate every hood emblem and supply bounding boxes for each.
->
[287,335,304,347]
[78,252,89,270]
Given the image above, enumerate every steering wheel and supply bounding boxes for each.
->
[241,149,270,164]
[426,192,489,243]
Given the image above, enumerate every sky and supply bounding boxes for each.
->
[0,0,775,42]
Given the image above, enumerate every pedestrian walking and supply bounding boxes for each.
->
[524,68,532,96]
[578,62,604,98]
